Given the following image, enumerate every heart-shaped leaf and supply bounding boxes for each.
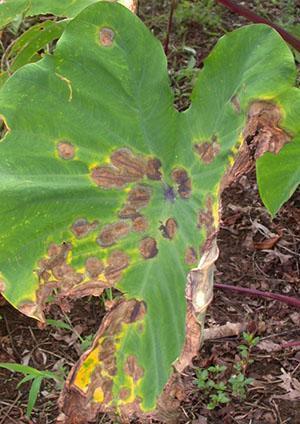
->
[257,89,300,215]
[0,2,299,420]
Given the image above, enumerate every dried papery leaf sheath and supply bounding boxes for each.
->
[0,2,299,421]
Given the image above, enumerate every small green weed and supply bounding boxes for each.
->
[0,362,63,417]
[194,332,259,410]
[175,0,223,35]
[46,316,94,352]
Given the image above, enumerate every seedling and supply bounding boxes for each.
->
[194,333,259,409]
[46,316,94,352]
[229,373,253,399]
[0,363,63,417]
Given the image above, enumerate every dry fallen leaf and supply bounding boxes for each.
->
[257,339,281,352]
[204,321,248,340]
[272,368,300,401]
[253,234,281,250]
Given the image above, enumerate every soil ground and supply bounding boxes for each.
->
[0,1,299,423]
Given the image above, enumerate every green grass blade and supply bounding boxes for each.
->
[0,363,42,377]
[26,377,42,417]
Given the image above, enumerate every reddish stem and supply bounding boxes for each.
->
[216,0,300,52]
[281,341,300,349]
[215,283,300,309]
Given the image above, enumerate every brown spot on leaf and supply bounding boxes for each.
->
[36,241,108,312]
[104,250,129,283]
[91,148,147,189]
[171,168,189,185]
[97,222,130,247]
[146,158,162,180]
[52,263,74,280]
[57,141,75,160]
[48,243,63,257]
[139,237,158,259]
[194,136,220,164]
[124,355,144,381]
[71,219,98,239]
[198,195,215,238]
[60,268,83,287]
[185,247,198,265]
[127,185,151,209]
[101,337,115,351]
[91,166,130,189]
[85,257,104,278]
[99,347,117,376]
[132,216,148,232]
[171,168,192,199]
[118,204,139,220]
[101,378,114,404]
[160,218,178,240]
[99,28,115,47]
[45,242,72,269]
[111,148,146,180]
[178,179,192,199]
[129,301,146,323]
[119,388,131,401]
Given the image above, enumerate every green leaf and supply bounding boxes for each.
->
[0,0,95,29]
[46,318,73,331]
[5,20,66,73]
[0,362,43,377]
[213,382,227,391]
[217,392,230,404]
[27,376,42,417]
[80,334,94,352]
[208,365,227,374]
[0,2,299,418]
[0,72,9,89]
[17,373,35,388]
[0,0,135,29]
[257,89,300,215]
[0,362,60,380]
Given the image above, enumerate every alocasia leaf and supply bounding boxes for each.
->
[0,2,299,421]
[6,20,67,73]
[0,20,67,86]
[0,0,136,29]
[257,89,300,216]
[0,0,96,28]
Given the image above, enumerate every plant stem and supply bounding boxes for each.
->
[281,341,300,349]
[215,283,300,308]
[216,0,300,52]
[164,0,177,55]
